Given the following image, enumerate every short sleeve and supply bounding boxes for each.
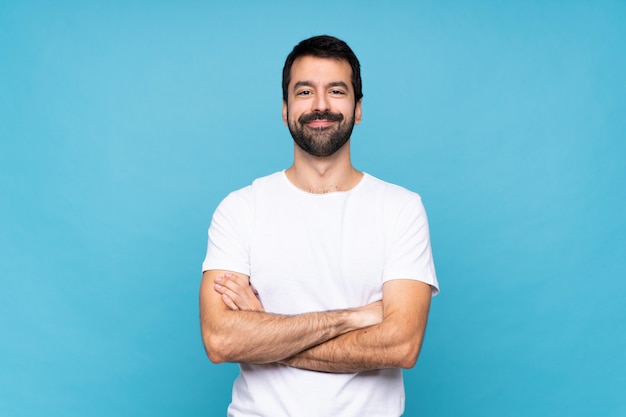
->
[202,191,252,275]
[382,195,439,295]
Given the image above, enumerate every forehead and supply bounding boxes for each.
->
[289,56,353,89]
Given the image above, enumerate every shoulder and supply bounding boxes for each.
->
[359,174,429,232]
[362,173,424,207]
[250,171,286,192]
[217,171,285,211]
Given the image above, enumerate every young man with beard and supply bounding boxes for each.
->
[199,35,439,417]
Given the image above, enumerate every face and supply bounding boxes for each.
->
[282,56,362,157]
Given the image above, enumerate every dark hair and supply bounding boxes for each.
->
[282,35,363,104]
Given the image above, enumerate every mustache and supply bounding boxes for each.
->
[298,111,344,124]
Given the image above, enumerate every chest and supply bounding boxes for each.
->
[249,195,386,314]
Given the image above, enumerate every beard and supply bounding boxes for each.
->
[287,110,356,157]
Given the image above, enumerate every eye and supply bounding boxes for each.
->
[297,89,313,96]
[330,89,346,95]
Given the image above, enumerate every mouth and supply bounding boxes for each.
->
[305,119,335,128]
[298,111,344,129]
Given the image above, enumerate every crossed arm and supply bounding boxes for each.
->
[199,270,432,373]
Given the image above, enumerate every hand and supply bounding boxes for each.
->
[351,300,383,329]
[214,272,265,312]
[278,300,384,369]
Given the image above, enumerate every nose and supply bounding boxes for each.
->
[312,92,330,112]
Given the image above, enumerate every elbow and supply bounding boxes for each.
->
[207,348,226,365]
[208,353,226,365]
[396,340,422,369]
[399,353,418,369]
[202,330,229,364]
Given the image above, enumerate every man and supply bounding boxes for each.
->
[200,35,439,417]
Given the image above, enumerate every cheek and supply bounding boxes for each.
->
[285,105,305,123]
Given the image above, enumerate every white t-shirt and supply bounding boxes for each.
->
[203,171,439,417]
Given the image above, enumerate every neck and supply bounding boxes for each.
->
[285,142,362,194]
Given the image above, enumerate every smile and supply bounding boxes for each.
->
[306,119,336,128]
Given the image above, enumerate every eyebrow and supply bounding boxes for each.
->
[293,81,350,90]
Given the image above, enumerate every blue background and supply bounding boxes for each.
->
[1,1,625,416]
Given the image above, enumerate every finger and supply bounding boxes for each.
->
[223,272,246,286]
[216,277,261,310]
[221,294,239,310]
[215,280,243,296]
[221,277,258,301]
[215,283,245,306]
[214,282,228,294]
[216,284,241,302]
[220,277,244,294]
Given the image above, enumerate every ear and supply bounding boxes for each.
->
[282,101,288,125]
[354,99,363,125]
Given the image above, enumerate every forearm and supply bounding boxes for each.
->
[280,318,423,373]
[201,269,383,364]
[281,280,433,373]
[203,308,364,365]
